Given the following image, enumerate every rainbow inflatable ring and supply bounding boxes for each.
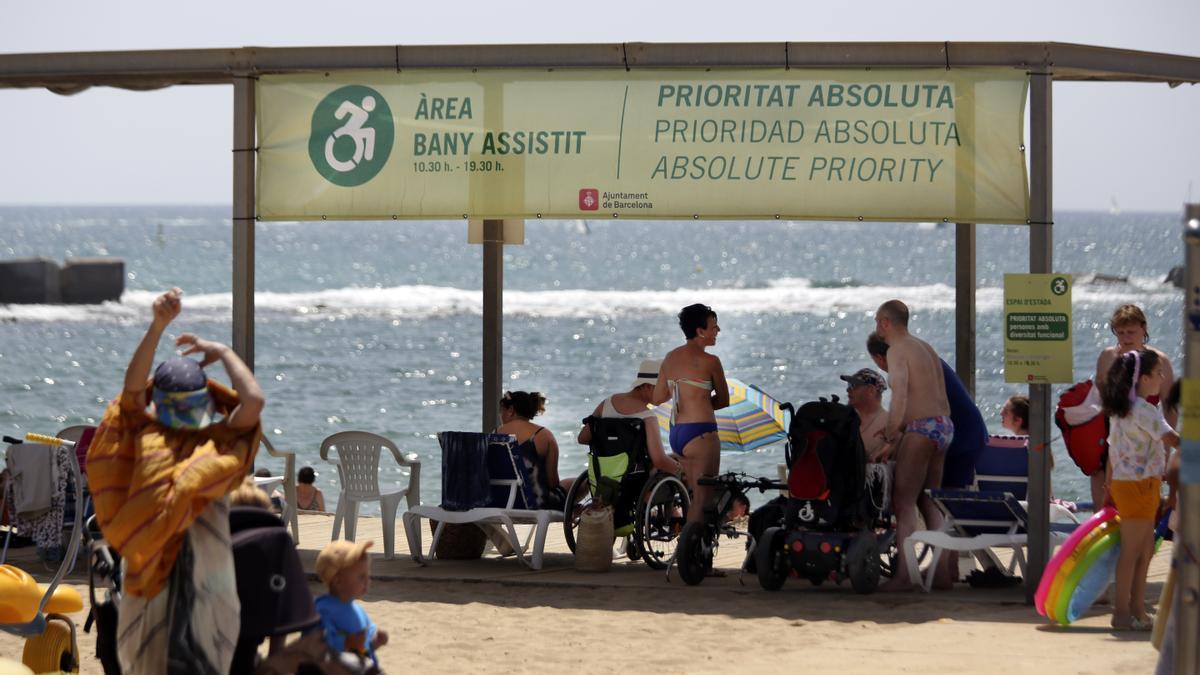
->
[1036,506,1172,625]
[1034,507,1122,624]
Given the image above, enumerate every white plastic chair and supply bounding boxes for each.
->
[258,437,300,543]
[321,431,421,559]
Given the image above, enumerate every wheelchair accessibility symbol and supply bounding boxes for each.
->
[797,501,816,522]
[308,85,394,187]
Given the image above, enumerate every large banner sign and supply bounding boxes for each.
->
[257,68,1028,222]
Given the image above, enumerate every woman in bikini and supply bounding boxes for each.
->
[653,304,730,524]
[296,465,326,512]
[495,391,571,510]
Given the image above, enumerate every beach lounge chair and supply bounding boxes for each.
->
[903,489,1077,592]
[321,431,421,560]
[401,432,564,570]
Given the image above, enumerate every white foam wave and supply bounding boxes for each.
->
[0,278,1180,323]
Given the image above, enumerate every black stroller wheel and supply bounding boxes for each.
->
[755,527,789,591]
[676,521,712,586]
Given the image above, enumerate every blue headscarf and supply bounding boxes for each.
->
[151,357,213,429]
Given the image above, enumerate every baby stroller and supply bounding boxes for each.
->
[563,416,690,569]
[87,501,324,674]
[754,396,893,594]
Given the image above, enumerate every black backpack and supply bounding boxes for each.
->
[783,397,867,529]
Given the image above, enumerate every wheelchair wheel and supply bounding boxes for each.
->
[756,527,789,591]
[562,469,591,554]
[23,616,79,673]
[676,521,713,586]
[847,531,881,594]
[634,474,689,570]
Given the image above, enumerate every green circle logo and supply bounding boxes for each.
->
[308,85,394,187]
[1050,276,1069,296]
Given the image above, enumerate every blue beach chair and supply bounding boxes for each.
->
[973,434,1030,499]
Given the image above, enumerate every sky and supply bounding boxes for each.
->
[1,0,1198,212]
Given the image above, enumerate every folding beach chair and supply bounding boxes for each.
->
[904,489,1078,592]
[402,432,563,570]
[973,434,1030,499]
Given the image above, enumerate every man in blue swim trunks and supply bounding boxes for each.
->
[867,332,988,489]
[873,299,955,591]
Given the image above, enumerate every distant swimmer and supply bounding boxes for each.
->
[325,96,377,172]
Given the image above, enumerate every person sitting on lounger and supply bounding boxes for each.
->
[296,465,327,512]
[1000,395,1030,436]
[577,358,681,475]
[496,391,571,510]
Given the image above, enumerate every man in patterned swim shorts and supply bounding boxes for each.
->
[874,299,955,591]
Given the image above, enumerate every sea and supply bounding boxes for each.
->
[0,206,1186,512]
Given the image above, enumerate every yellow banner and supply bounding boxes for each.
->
[1004,274,1074,384]
[257,68,1028,222]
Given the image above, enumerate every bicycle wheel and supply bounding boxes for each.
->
[634,474,690,570]
[676,521,713,586]
[562,469,591,554]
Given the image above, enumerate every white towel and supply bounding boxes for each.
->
[1062,380,1103,427]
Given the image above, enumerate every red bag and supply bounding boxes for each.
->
[1054,380,1108,476]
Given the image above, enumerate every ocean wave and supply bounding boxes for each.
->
[0,277,1180,323]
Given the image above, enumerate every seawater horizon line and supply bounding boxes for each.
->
[0,277,1178,323]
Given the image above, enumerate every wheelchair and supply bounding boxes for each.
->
[563,416,689,570]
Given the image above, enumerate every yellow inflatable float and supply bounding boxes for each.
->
[0,565,83,624]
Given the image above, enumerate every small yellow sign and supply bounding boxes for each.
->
[1003,273,1073,384]
[1180,378,1200,441]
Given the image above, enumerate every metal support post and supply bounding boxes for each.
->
[955,222,977,397]
[1025,72,1053,600]
[232,76,256,370]
[482,219,504,432]
[1175,203,1200,673]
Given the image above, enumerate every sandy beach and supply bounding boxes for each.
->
[0,575,1165,674]
[0,513,1167,674]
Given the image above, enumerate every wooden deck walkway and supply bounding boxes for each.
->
[4,510,1171,600]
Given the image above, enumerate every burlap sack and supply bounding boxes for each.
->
[574,505,614,573]
[428,520,487,560]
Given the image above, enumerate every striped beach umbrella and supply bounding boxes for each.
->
[653,377,790,452]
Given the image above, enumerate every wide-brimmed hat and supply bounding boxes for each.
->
[840,368,887,392]
[631,359,662,388]
[315,539,373,585]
